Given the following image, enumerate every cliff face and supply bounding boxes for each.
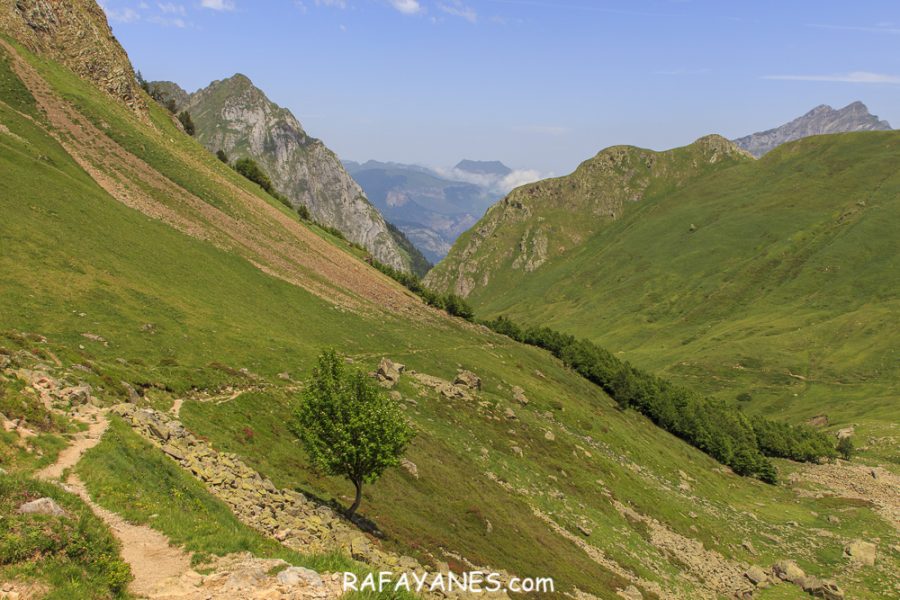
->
[733,101,891,157]
[0,0,144,111]
[153,76,413,272]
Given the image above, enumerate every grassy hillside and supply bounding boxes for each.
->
[428,133,900,456]
[1,28,897,600]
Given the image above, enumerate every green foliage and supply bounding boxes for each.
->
[482,316,839,481]
[234,157,275,194]
[369,260,475,321]
[837,436,854,461]
[750,416,838,463]
[177,110,195,136]
[216,149,229,164]
[291,350,415,516]
[296,203,311,221]
[0,474,131,598]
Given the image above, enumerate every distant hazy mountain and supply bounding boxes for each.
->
[454,160,512,177]
[344,160,517,263]
[733,101,892,157]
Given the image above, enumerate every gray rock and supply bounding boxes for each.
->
[453,370,481,390]
[844,540,877,566]
[276,566,323,588]
[400,458,418,479]
[743,566,768,586]
[18,497,67,517]
[733,101,892,157]
[773,559,805,584]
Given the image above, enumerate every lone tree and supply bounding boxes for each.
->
[216,149,229,164]
[291,349,415,518]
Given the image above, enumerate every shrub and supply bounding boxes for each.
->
[837,436,854,460]
[216,149,229,164]
[234,158,274,194]
[177,111,195,136]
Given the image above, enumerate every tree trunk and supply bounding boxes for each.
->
[347,479,363,518]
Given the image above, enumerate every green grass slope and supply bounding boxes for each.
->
[428,133,900,452]
[1,30,897,600]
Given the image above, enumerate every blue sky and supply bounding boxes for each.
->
[101,0,899,175]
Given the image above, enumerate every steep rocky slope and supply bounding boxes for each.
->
[150,76,417,272]
[733,101,891,157]
[0,0,144,110]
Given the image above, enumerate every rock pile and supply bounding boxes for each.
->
[113,404,415,568]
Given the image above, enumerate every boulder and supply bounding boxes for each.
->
[375,358,404,386]
[504,407,517,420]
[511,385,529,405]
[802,576,845,599]
[743,566,768,586]
[843,540,876,566]
[772,560,805,584]
[18,498,67,517]
[121,381,141,403]
[60,384,92,405]
[544,430,556,442]
[276,566,322,588]
[835,427,854,440]
[453,370,481,391]
[400,458,419,479]
[511,446,524,458]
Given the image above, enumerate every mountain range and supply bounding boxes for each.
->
[0,1,897,598]
[343,159,518,263]
[732,101,892,157]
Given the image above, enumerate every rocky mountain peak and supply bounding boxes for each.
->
[733,101,892,157]
[173,74,414,272]
[0,0,145,111]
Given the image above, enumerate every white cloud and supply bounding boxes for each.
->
[200,0,235,10]
[158,2,186,14]
[438,0,477,23]
[763,71,900,84]
[388,0,422,15]
[99,1,141,23]
[432,166,545,195]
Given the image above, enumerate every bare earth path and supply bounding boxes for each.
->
[35,406,195,599]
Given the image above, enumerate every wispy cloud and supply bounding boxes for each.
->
[485,0,675,18]
[388,0,423,15]
[808,23,900,35]
[200,0,235,11]
[438,0,477,23]
[763,71,900,84]
[99,1,141,23]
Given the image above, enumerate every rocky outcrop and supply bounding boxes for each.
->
[0,0,145,111]
[150,76,413,272]
[733,102,892,157]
